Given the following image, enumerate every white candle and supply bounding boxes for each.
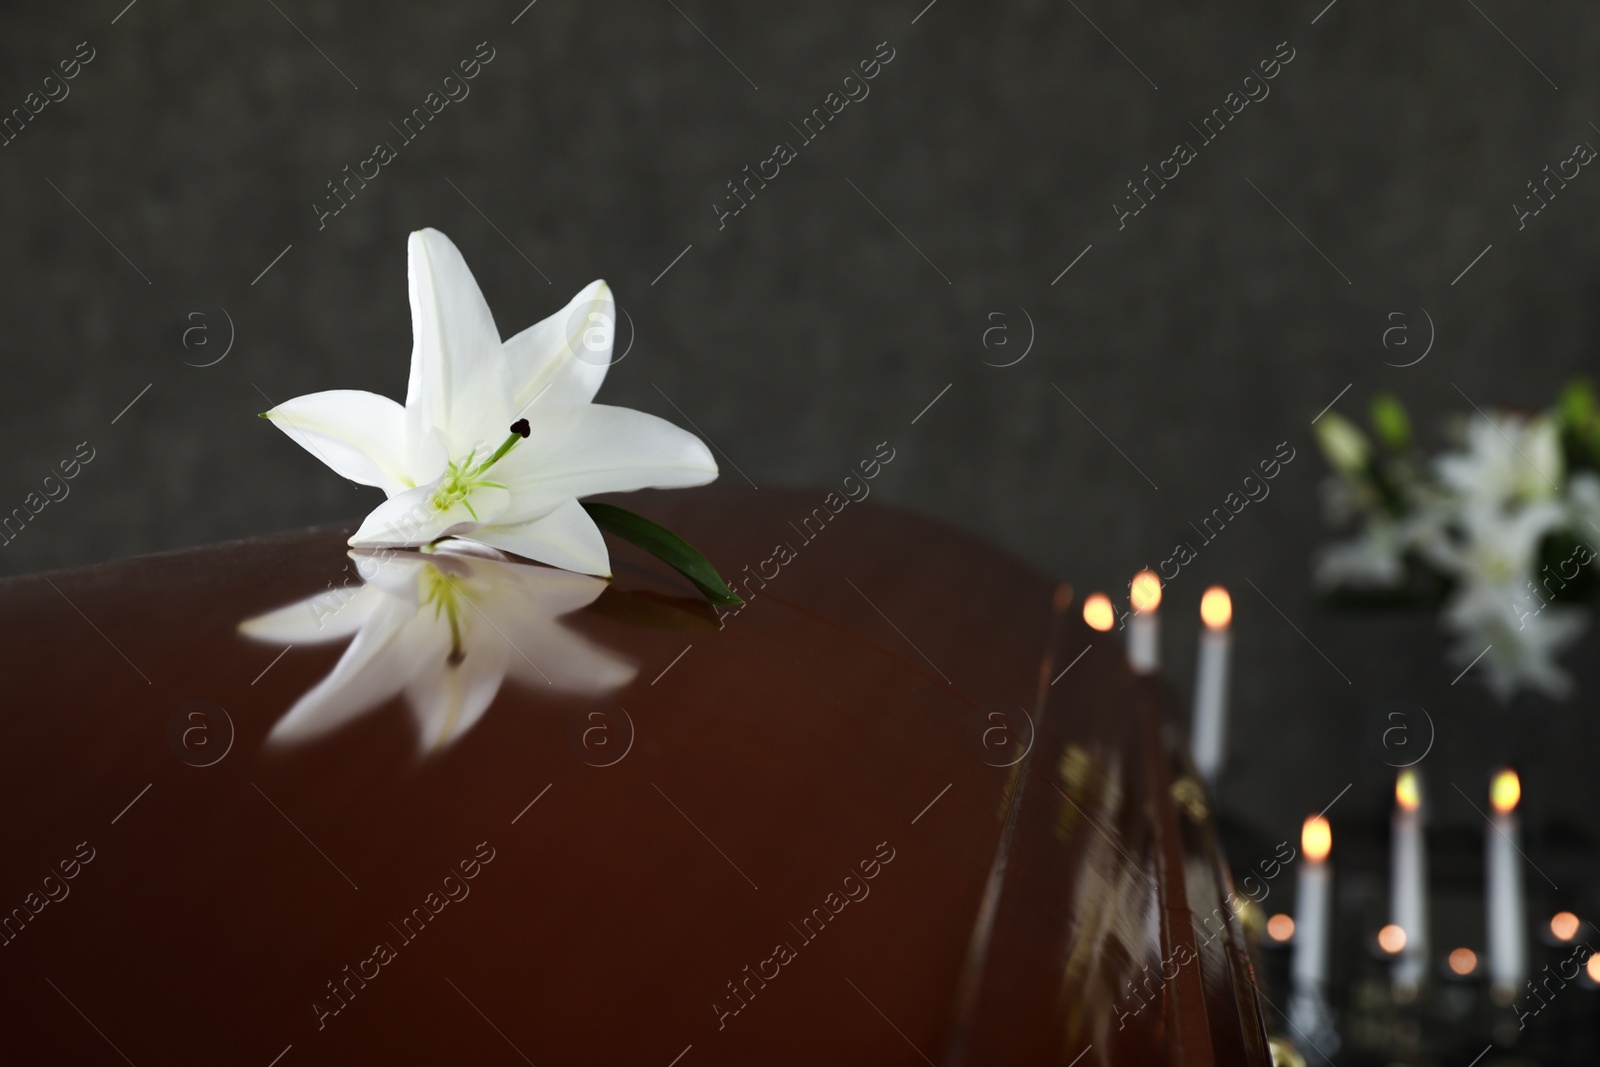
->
[1190,586,1232,783]
[1486,768,1527,1000]
[1292,815,1334,995]
[1390,770,1429,990]
[1126,570,1162,674]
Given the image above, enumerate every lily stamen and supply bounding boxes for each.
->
[471,419,532,477]
[430,421,533,514]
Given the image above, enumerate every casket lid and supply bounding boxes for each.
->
[0,485,1270,1065]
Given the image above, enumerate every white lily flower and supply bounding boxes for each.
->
[1442,598,1585,703]
[1435,412,1563,512]
[1314,471,1450,591]
[262,228,719,576]
[1565,470,1600,548]
[1432,499,1578,699]
[240,543,636,752]
[1313,518,1409,590]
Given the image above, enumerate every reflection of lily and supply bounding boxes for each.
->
[240,543,635,752]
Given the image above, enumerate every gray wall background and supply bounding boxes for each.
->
[4,1,1600,845]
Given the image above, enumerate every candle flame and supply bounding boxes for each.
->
[1588,954,1600,984]
[1266,913,1295,942]
[1199,586,1232,629]
[1377,924,1407,954]
[1302,815,1331,862]
[1130,570,1162,613]
[1448,947,1477,976]
[1551,912,1580,942]
[1083,593,1115,632]
[1395,770,1421,812]
[1490,769,1521,814]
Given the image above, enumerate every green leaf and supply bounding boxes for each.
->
[1558,376,1597,429]
[581,502,743,606]
[1557,377,1600,470]
[1369,392,1411,451]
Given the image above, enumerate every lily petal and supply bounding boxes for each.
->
[263,389,412,494]
[501,279,613,412]
[491,404,719,524]
[240,582,387,644]
[470,498,613,576]
[487,560,613,617]
[349,483,512,547]
[465,560,632,688]
[502,625,637,693]
[265,595,422,744]
[406,655,511,753]
[404,228,513,455]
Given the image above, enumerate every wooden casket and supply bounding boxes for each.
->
[0,485,1275,1065]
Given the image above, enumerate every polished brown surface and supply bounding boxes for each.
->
[0,485,1268,1064]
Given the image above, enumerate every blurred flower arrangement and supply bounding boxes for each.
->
[1313,381,1600,701]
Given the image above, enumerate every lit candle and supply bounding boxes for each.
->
[1083,592,1115,633]
[1486,768,1527,1001]
[1550,911,1580,944]
[1292,815,1333,995]
[1126,570,1162,674]
[1390,769,1429,992]
[1190,586,1232,783]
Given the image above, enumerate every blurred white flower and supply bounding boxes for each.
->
[1432,499,1574,699]
[1398,411,1587,697]
[240,543,635,752]
[1429,497,1565,582]
[1314,519,1408,590]
[1435,412,1563,512]
[261,228,718,577]
[1442,601,1585,703]
[1313,490,1448,592]
[1566,470,1600,544]
[1314,394,1600,702]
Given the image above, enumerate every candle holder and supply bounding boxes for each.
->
[1220,801,1600,1064]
